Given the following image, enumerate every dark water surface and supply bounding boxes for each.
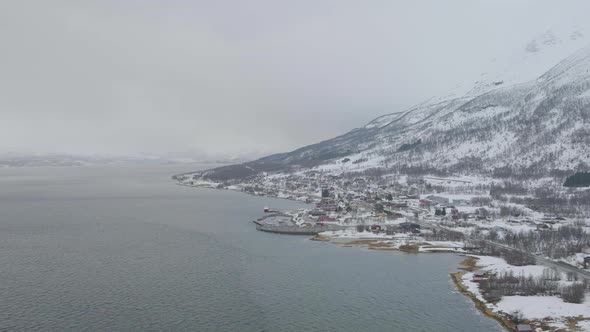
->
[0,165,502,331]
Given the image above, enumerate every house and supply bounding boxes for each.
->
[493,226,507,232]
[472,270,491,282]
[263,207,270,213]
[387,212,404,220]
[452,198,470,206]
[475,208,489,220]
[514,324,533,332]
[310,209,326,216]
[370,225,382,232]
[425,195,450,205]
[390,201,408,208]
[451,208,460,221]
[399,222,421,233]
[472,276,487,283]
[318,216,337,222]
[473,270,490,278]
[316,203,337,212]
[419,199,431,209]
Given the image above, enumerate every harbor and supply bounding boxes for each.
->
[253,209,350,235]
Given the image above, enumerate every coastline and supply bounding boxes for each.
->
[176,180,590,332]
[311,235,520,331]
[450,257,516,331]
[174,181,314,204]
[176,181,510,330]
[451,256,590,332]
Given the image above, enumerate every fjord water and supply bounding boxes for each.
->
[0,166,502,331]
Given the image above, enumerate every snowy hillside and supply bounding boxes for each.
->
[427,27,590,106]
[187,43,590,183]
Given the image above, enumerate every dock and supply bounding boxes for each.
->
[253,220,348,235]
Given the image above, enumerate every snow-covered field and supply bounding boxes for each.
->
[461,255,590,331]
[319,229,397,239]
[496,295,590,320]
[318,229,466,252]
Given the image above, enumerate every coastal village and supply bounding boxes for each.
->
[177,169,590,332]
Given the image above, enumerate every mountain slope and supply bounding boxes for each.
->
[186,45,590,183]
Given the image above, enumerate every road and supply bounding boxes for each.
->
[410,214,590,281]
[483,239,590,281]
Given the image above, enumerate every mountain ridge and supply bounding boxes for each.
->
[185,44,590,183]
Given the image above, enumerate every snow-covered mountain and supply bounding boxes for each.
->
[418,27,589,105]
[190,41,590,183]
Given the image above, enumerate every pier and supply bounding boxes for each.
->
[253,220,348,235]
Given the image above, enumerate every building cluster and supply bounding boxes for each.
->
[241,171,427,231]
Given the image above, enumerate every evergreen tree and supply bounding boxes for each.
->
[563,172,590,187]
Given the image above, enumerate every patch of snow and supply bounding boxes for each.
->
[496,295,590,320]
[319,229,393,239]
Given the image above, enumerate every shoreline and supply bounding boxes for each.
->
[174,182,315,204]
[450,256,590,332]
[309,235,526,331]
[178,181,511,329]
[176,180,589,332]
[450,257,516,331]
[253,220,342,235]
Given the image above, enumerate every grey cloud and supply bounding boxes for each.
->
[1,0,589,157]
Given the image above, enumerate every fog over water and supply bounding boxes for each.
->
[2,1,590,158]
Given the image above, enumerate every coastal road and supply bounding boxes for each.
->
[410,215,590,281]
[482,240,590,281]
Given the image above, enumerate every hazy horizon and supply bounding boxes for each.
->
[3,0,590,159]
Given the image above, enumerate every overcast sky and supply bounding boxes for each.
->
[1,1,590,158]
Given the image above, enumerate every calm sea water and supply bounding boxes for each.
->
[0,165,502,331]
